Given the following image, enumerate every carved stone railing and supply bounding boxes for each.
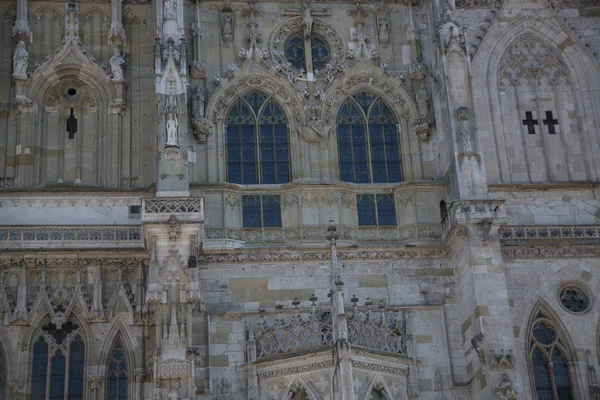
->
[144,198,203,214]
[253,310,334,360]
[499,225,600,242]
[0,226,142,248]
[251,303,408,361]
[442,200,506,242]
[348,305,408,356]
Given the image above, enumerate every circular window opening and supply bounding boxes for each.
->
[67,88,77,96]
[284,33,331,71]
[558,284,590,314]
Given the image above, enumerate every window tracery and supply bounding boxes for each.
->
[337,92,402,183]
[558,284,590,314]
[107,337,128,400]
[528,310,574,400]
[284,33,330,71]
[498,36,586,182]
[226,92,290,185]
[31,320,85,400]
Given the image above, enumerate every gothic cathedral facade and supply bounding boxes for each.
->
[0,0,599,399]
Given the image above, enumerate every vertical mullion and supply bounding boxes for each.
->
[64,346,70,400]
[548,363,558,400]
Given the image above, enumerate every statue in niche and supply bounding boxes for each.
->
[109,48,126,82]
[377,14,389,45]
[191,88,205,119]
[414,87,430,118]
[166,112,178,147]
[302,5,313,38]
[12,41,29,79]
[163,0,177,21]
[221,13,234,45]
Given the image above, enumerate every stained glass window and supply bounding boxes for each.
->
[337,92,402,183]
[226,92,290,184]
[242,195,282,228]
[30,321,85,400]
[107,338,128,400]
[529,310,574,400]
[284,34,330,71]
[357,194,397,227]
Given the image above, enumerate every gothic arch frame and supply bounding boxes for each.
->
[471,14,600,183]
[205,74,303,183]
[281,376,322,400]
[321,72,423,181]
[99,319,137,400]
[23,310,93,399]
[359,375,396,400]
[24,42,120,187]
[525,299,579,400]
[0,325,15,390]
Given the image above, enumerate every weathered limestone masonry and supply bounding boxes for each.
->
[0,0,600,399]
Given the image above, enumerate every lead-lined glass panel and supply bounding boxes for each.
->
[357,194,376,226]
[532,348,552,400]
[32,338,48,400]
[262,195,282,227]
[376,194,396,226]
[552,349,573,400]
[68,336,84,400]
[242,195,262,228]
[49,352,65,400]
[338,100,368,183]
[284,34,331,71]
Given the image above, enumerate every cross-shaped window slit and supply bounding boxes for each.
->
[522,111,538,135]
[542,111,559,135]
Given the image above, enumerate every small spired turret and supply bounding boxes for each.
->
[157,305,189,379]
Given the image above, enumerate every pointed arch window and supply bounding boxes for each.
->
[107,338,128,400]
[529,311,574,400]
[31,321,85,400]
[337,92,402,183]
[226,92,291,185]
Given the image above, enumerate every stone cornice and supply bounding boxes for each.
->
[500,225,600,243]
[0,254,149,268]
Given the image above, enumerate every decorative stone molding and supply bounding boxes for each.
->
[109,99,127,114]
[269,16,345,83]
[550,0,600,8]
[12,95,33,113]
[166,215,181,240]
[88,376,102,391]
[257,359,334,378]
[499,226,600,242]
[489,349,515,371]
[455,0,503,8]
[351,360,409,376]
[476,218,493,246]
[411,117,432,141]
[495,374,520,400]
[208,74,303,125]
[199,247,446,264]
[501,244,600,259]
[0,226,142,249]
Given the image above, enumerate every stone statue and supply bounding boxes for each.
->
[302,6,313,38]
[415,87,430,118]
[166,112,179,147]
[377,15,389,44]
[191,89,205,119]
[460,127,473,153]
[163,0,177,21]
[109,48,126,82]
[12,41,29,79]
[221,13,233,44]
